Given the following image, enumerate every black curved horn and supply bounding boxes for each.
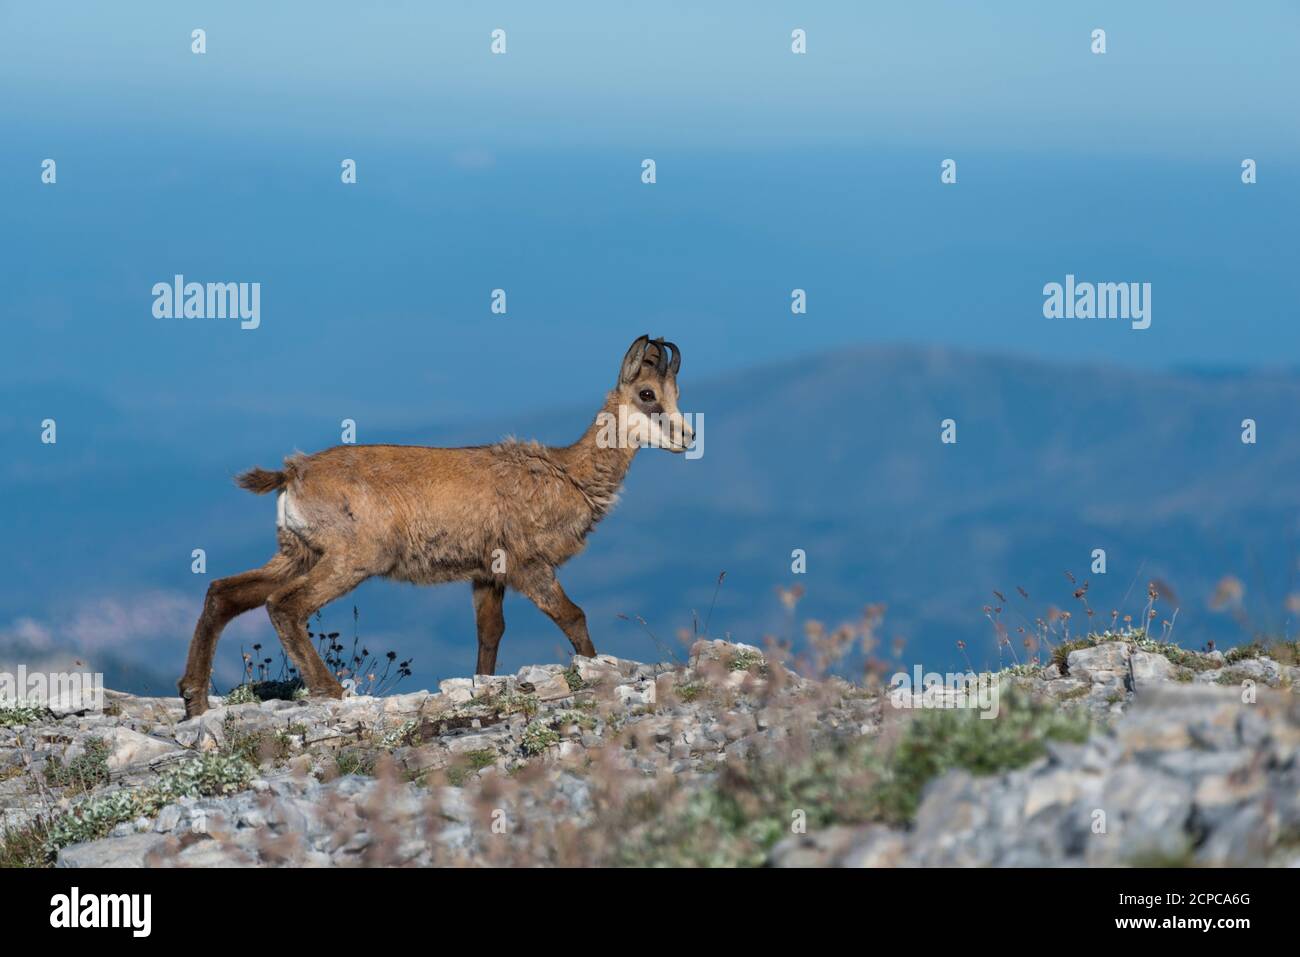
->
[662,339,681,375]
[651,337,669,374]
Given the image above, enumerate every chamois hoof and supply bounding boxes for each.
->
[179,686,209,719]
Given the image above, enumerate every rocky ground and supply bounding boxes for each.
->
[1,632,1297,867]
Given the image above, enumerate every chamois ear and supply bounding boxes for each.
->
[618,334,651,384]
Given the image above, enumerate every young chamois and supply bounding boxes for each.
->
[178,335,692,718]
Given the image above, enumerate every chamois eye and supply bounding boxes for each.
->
[638,389,655,402]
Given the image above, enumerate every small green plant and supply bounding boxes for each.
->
[511,693,542,718]
[447,748,499,786]
[0,704,49,728]
[471,690,539,719]
[0,819,52,868]
[154,754,254,801]
[463,748,498,771]
[1050,638,1093,673]
[43,738,111,794]
[1223,641,1267,664]
[1001,662,1040,678]
[1053,629,1221,675]
[553,709,598,732]
[612,691,1091,866]
[39,753,254,860]
[43,790,141,853]
[1258,639,1300,667]
[676,681,705,703]
[872,693,1092,823]
[562,664,589,692]
[222,684,258,706]
[728,649,767,673]
[221,716,291,766]
[1126,840,1196,868]
[334,750,377,777]
[379,719,419,749]
[521,721,560,756]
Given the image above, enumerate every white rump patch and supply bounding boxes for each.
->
[276,490,309,532]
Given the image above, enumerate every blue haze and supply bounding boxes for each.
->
[0,2,1297,690]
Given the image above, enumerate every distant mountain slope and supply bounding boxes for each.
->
[582,345,1300,669]
[4,345,1299,690]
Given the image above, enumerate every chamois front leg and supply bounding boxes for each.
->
[472,579,506,675]
[514,564,597,659]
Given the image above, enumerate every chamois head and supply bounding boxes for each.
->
[615,334,693,453]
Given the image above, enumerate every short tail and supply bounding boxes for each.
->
[235,467,287,495]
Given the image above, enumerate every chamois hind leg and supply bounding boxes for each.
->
[265,556,369,699]
[472,579,506,675]
[179,554,296,718]
[514,564,596,659]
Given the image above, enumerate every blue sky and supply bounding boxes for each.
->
[3,1,1297,425]
[0,2,1297,686]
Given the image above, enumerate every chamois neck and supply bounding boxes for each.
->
[558,392,638,514]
